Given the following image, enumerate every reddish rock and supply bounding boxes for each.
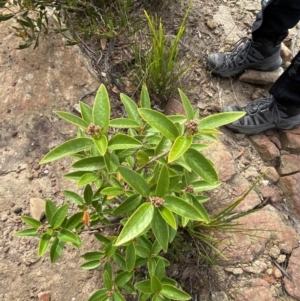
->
[280,128,300,152]
[278,173,300,217]
[164,99,185,115]
[202,141,236,182]
[269,135,282,149]
[235,279,275,301]
[214,206,298,264]
[207,174,260,215]
[239,68,283,85]
[284,247,300,300]
[38,291,51,301]
[264,167,280,183]
[250,135,280,162]
[278,154,300,175]
[259,185,282,203]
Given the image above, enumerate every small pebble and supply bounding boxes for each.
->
[1,215,8,222]
[13,207,22,214]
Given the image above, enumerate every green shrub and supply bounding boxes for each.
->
[0,0,135,48]
[15,84,246,301]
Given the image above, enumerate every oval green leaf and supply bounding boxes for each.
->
[112,194,142,215]
[55,111,89,129]
[118,166,149,197]
[158,207,177,229]
[126,243,136,272]
[140,85,151,108]
[161,284,191,300]
[58,229,82,247]
[178,89,193,121]
[108,134,142,150]
[80,260,101,270]
[110,118,140,128]
[168,136,192,163]
[77,172,100,186]
[184,149,218,184]
[135,280,152,294]
[93,84,110,133]
[50,237,65,263]
[63,190,84,205]
[120,93,143,126]
[21,216,41,229]
[38,233,51,256]
[139,108,179,141]
[52,204,69,229]
[114,203,154,246]
[152,210,169,252]
[40,138,94,164]
[155,164,169,197]
[163,196,204,221]
[93,136,107,156]
[198,111,246,129]
[72,156,105,171]
[80,101,93,123]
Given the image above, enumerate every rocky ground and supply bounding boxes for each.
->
[1,0,300,300]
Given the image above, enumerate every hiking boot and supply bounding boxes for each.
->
[223,96,300,135]
[207,37,282,77]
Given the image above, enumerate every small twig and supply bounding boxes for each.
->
[136,150,170,172]
[230,77,240,105]
[78,89,98,102]
[271,259,292,280]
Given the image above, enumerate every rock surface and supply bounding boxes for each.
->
[29,198,45,220]
[284,248,300,300]
[239,68,284,85]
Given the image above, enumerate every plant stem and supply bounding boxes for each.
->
[136,149,170,172]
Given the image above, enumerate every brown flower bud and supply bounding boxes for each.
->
[149,196,165,208]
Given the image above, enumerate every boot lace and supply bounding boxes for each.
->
[222,37,253,68]
[244,97,284,124]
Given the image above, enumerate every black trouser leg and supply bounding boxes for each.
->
[270,52,300,107]
[252,0,300,45]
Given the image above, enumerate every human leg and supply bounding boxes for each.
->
[223,52,300,135]
[206,0,300,77]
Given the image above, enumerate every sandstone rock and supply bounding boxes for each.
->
[280,128,300,152]
[277,254,286,264]
[211,291,228,301]
[264,167,280,183]
[250,134,280,162]
[207,173,261,214]
[269,135,282,149]
[206,19,218,30]
[235,279,275,301]
[278,154,300,175]
[239,68,283,85]
[202,141,236,182]
[164,99,185,116]
[38,291,51,301]
[214,206,298,263]
[284,247,300,300]
[269,246,281,258]
[243,260,268,274]
[259,185,282,203]
[30,198,45,221]
[23,249,41,266]
[278,173,300,218]
[272,266,282,278]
